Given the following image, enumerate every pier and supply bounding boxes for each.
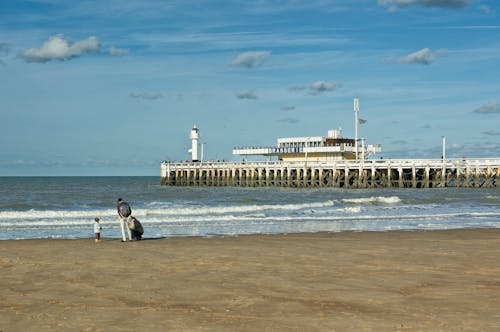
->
[160,158,500,188]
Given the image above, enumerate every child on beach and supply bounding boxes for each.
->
[94,217,102,242]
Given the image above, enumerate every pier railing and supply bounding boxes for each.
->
[160,158,500,188]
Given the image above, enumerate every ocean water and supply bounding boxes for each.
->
[0,176,499,240]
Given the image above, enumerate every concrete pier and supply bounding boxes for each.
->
[160,158,500,188]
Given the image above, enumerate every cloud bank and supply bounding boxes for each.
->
[19,35,100,63]
[379,0,470,9]
[231,51,270,68]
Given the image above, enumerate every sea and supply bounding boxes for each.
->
[0,176,499,240]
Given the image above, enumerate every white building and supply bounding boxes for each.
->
[233,128,381,162]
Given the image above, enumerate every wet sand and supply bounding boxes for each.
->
[1,229,500,331]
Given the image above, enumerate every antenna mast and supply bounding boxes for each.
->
[354,98,359,160]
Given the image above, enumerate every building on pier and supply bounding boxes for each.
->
[233,128,381,162]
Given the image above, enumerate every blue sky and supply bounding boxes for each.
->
[1,0,499,176]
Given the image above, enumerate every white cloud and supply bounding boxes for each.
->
[389,48,448,65]
[109,46,129,56]
[19,35,100,63]
[236,91,258,99]
[230,51,270,68]
[379,0,470,9]
[473,101,500,114]
[289,80,339,95]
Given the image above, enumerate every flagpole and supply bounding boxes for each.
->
[354,98,359,161]
[442,136,446,160]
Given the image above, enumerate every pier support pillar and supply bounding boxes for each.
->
[387,162,392,188]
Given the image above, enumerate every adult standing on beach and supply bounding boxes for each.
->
[117,198,132,242]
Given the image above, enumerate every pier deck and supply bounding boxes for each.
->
[160,158,500,188]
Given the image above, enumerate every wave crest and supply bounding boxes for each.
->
[342,196,401,204]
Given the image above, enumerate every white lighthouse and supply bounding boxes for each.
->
[189,125,199,162]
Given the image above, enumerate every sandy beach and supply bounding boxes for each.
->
[1,229,500,331]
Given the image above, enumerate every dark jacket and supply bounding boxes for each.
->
[117,200,132,218]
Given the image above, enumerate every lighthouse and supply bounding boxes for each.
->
[189,125,199,162]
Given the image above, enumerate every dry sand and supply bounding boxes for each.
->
[1,229,500,331]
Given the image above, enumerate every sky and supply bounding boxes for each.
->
[0,0,499,176]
